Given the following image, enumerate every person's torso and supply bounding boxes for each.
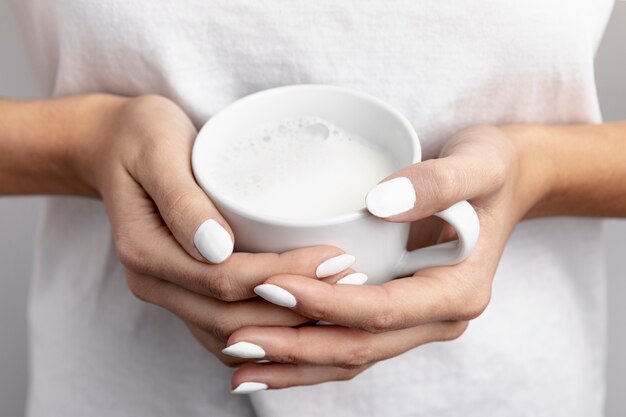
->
[10,1,613,416]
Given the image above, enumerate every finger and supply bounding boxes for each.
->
[230,362,369,393]
[130,121,235,264]
[185,323,275,368]
[128,240,353,301]
[185,323,236,364]
[224,321,466,367]
[125,271,310,342]
[253,269,490,332]
[365,128,507,221]
[108,175,356,300]
[270,218,499,331]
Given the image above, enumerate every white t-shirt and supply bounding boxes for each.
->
[11,1,614,416]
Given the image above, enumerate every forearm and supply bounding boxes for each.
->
[0,94,124,197]
[509,122,626,219]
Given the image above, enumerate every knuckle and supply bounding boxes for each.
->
[125,273,154,303]
[127,95,178,123]
[198,312,235,341]
[434,160,459,188]
[305,298,329,321]
[340,344,374,369]
[337,368,362,381]
[365,309,395,333]
[161,188,196,232]
[125,274,145,300]
[446,321,469,340]
[135,94,172,108]
[206,272,240,301]
[441,321,469,341]
[283,347,300,364]
[213,320,236,342]
[489,156,508,189]
[421,162,460,206]
[283,329,304,363]
[457,286,491,320]
[130,134,168,171]
[276,250,305,272]
[363,288,396,333]
[302,247,342,274]
[116,237,148,273]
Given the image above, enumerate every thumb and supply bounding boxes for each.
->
[135,141,235,264]
[365,155,499,222]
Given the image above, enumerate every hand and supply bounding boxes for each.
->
[79,94,359,365]
[221,125,549,391]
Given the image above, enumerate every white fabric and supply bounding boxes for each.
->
[10,1,614,416]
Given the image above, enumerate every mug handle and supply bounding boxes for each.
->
[394,200,480,277]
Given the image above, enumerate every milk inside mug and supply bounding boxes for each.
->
[192,85,479,284]
[203,115,399,220]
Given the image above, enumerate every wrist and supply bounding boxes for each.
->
[65,93,130,197]
[0,94,127,196]
[500,124,556,220]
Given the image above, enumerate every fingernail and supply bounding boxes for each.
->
[316,254,356,278]
[232,382,268,394]
[366,177,416,218]
[193,219,234,263]
[254,284,297,308]
[256,359,271,363]
[222,341,266,359]
[336,272,368,285]
[315,320,335,326]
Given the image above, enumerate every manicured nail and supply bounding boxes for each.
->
[222,342,265,359]
[336,272,368,285]
[316,254,356,278]
[256,359,271,363]
[315,320,335,326]
[366,177,416,218]
[254,284,297,308]
[193,219,234,263]
[232,382,268,394]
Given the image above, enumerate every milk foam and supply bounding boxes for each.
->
[205,116,399,220]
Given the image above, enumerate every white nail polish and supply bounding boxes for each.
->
[222,341,266,359]
[254,284,297,308]
[336,272,368,285]
[256,359,271,363]
[232,382,268,394]
[193,219,234,263]
[366,177,416,218]
[316,254,356,278]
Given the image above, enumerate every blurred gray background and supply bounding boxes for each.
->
[1,1,625,416]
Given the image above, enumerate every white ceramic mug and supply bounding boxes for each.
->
[192,85,479,284]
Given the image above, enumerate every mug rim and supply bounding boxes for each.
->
[192,84,421,228]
